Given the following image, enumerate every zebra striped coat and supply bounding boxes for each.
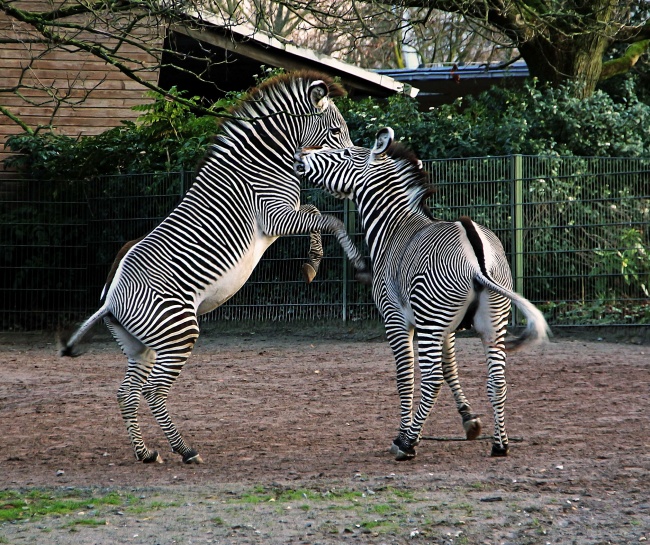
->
[60,72,368,465]
[295,127,550,459]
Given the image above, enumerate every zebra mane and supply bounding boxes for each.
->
[386,142,437,219]
[247,71,347,102]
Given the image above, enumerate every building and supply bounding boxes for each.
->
[376,62,530,110]
[0,5,415,172]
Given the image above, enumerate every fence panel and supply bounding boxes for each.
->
[1,155,648,331]
[518,156,650,325]
[0,179,88,330]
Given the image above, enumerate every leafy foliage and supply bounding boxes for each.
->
[5,79,650,180]
[337,79,650,158]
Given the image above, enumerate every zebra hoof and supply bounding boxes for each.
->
[390,437,416,461]
[182,450,204,464]
[302,263,317,284]
[142,451,163,464]
[490,444,510,457]
[463,415,482,440]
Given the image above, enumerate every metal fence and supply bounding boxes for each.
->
[1,155,648,331]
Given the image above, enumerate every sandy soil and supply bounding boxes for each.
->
[1,323,648,544]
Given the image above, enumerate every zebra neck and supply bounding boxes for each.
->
[200,132,298,189]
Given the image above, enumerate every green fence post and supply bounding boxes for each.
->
[511,154,524,325]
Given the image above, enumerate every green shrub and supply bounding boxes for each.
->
[336,79,650,158]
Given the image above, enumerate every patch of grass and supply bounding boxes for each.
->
[0,490,123,523]
[321,488,364,501]
[368,503,395,515]
[126,499,182,514]
[275,488,321,502]
[318,521,339,534]
[531,517,547,535]
[449,502,474,516]
[235,485,363,505]
[210,516,225,525]
[386,487,415,500]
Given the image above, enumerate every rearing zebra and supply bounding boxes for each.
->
[60,71,370,465]
[295,127,550,459]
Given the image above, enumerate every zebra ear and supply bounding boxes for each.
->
[308,80,330,111]
[370,127,394,160]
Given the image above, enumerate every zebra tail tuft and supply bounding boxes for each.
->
[474,272,551,353]
[503,296,552,353]
[58,306,110,357]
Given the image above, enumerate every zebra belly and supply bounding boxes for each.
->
[195,232,277,315]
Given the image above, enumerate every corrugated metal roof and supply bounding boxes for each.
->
[375,62,530,108]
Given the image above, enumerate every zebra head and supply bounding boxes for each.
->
[224,71,354,152]
[303,78,354,149]
[294,127,396,199]
[295,126,433,218]
[295,126,421,193]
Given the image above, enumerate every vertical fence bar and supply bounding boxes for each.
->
[511,154,524,324]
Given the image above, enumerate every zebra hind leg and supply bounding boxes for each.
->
[442,333,482,440]
[475,292,511,457]
[142,317,202,464]
[107,318,163,463]
[143,368,203,464]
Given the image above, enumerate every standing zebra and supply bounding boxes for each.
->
[295,127,550,459]
[60,71,370,465]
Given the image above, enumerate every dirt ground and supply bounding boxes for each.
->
[1,323,649,544]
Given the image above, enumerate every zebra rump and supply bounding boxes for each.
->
[458,216,550,352]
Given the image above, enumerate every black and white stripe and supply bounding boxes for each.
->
[60,72,369,465]
[296,127,550,459]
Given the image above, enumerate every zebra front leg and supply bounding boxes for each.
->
[442,333,482,440]
[263,207,371,284]
[385,320,417,460]
[298,204,323,284]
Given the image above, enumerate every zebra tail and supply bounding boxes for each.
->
[474,271,551,353]
[58,305,111,357]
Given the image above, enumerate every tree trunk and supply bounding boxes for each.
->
[518,32,611,98]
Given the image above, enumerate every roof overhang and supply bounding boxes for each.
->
[171,13,418,99]
[376,62,529,109]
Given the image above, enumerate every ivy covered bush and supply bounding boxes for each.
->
[337,79,650,159]
[5,79,650,180]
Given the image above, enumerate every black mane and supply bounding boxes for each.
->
[386,141,437,219]
[216,70,346,130]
